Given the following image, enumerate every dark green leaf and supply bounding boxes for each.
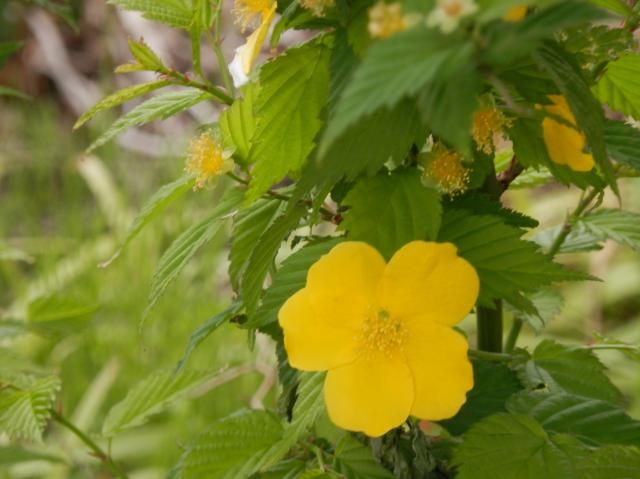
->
[334,435,394,479]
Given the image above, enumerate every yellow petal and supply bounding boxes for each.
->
[279,289,359,371]
[378,241,479,326]
[239,3,277,74]
[503,5,527,22]
[306,242,386,331]
[324,355,413,437]
[404,319,473,420]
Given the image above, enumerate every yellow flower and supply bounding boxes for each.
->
[300,0,335,16]
[541,95,595,172]
[425,144,470,195]
[185,132,231,189]
[278,241,478,437]
[472,107,511,154]
[503,5,528,22]
[229,0,277,87]
[368,1,408,39]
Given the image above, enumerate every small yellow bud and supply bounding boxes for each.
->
[425,143,470,196]
[472,107,512,155]
[185,132,231,190]
[503,5,527,22]
[300,0,335,16]
[368,1,408,39]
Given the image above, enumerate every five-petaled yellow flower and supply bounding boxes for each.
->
[541,95,595,172]
[278,241,479,437]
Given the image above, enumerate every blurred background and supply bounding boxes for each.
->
[0,1,639,477]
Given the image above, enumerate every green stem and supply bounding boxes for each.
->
[168,71,233,105]
[477,301,503,352]
[547,188,600,257]
[211,1,235,95]
[504,317,523,353]
[468,349,512,362]
[52,411,129,479]
[585,344,639,352]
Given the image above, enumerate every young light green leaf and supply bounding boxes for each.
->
[0,446,64,465]
[507,390,640,446]
[0,86,30,100]
[594,54,640,120]
[341,169,442,259]
[219,83,257,164]
[438,210,586,311]
[102,175,195,267]
[247,238,342,330]
[102,369,214,437]
[75,80,172,129]
[246,38,331,202]
[0,41,23,68]
[0,376,61,442]
[589,0,631,15]
[177,410,284,479]
[143,188,243,322]
[323,26,471,150]
[229,199,283,291]
[578,209,640,251]
[87,88,213,152]
[128,38,166,71]
[514,340,621,402]
[108,0,193,29]
[241,205,306,315]
[333,435,394,479]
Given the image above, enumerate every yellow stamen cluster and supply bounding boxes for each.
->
[503,5,528,22]
[233,0,274,31]
[426,144,470,196]
[300,0,335,16]
[185,132,227,190]
[358,309,406,358]
[472,107,512,154]
[368,1,407,39]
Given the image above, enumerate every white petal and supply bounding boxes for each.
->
[228,50,249,88]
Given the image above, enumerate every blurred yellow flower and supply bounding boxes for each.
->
[503,5,527,22]
[229,0,277,87]
[300,0,335,16]
[368,1,408,39]
[279,241,478,437]
[425,143,470,195]
[541,95,595,172]
[185,132,231,189]
[472,107,511,154]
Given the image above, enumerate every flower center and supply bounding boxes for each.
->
[443,0,463,16]
[185,132,227,190]
[358,309,407,358]
[233,0,274,31]
[425,143,470,196]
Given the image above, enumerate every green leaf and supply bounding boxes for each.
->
[589,0,631,15]
[515,340,621,402]
[507,390,640,446]
[87,88,213,152]
[0,376,61,442]
[240,206,306,315]
[334,435,394,479]
[441,360,522,436]
[0,41,23,68]
[506,288,565,332]
[0,245,33,263]
[108,0,193,28]
[248,239,342,330]
[604,120,640,171]
[247,38,331,202]
[438,210,584,311]
[0,446,64,465]
[446,193,539,229]
[26,295,97,328]
[535,42,617,193]
[594,54,640,120]
[578,209,640,251]
[323,26,471,149]
[581,446,640,479]
[127,38,166,71]
[453,413,590,479]
[175,303,242,373]
[144,188,243,321]
[340,169,441,259]
[533,223,604,254]
[229,199,283,291]
[0,86,30,100]
[219,83,257,165]
[75,80,171,129]
[103,175,195,267]
[103,368,214,437]
[417,66,481,153]
[483,2,606,65]
[177,410,284,479]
